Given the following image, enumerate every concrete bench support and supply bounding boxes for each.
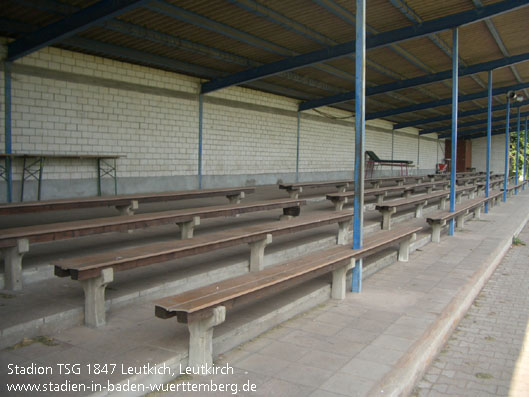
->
[178,216,201,239]
[187,306,226,368]
[415,201,427,218]
[2,238,29,291]
[456,212,467,229]
[331,259,355,300]
[286,188,301,199]
[249,234,272,272]
[398,233,416,262]
[280,206,301,220]
[439,196,447,210]
[431,220,446,243]
[115,200,138,216]
[226,192,245,204]
[381,207,397,230]
[337,219,352,245]
[337,184,349,193]
[331,198,346,211]
[80,268,114,328]
[375,192,386,204]
[473,205,482,219]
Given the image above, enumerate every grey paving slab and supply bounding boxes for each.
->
[414,221,529,397]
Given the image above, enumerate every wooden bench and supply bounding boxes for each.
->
[326,181,449,210]
[374,185,476,230]
[426,193,501,243]
[279,180,352,198]
[154,224,421,367]
[0,198,305,291]
[53,211,353,327]
[375,190,450,230]
[0,187,255,216]
[476,180,503,194]
[501,181,528,197]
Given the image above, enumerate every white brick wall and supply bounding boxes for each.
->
[472,135,507,174]
[393,130,419,166]
[299,116,354,172]
[0,42,447,199]
[203,102,297,175]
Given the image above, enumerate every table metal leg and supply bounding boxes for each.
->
[20,157,44,201]
[97,158,118,196]
[20,157,26,201]
[37,157,44,200]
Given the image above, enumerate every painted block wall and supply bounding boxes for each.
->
[471,135,507,174]
[1,42,440,201]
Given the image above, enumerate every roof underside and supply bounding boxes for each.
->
[1,0,529,138]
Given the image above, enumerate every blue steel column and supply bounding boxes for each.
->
[485,70,492,213]
[198,94,203,189]
[503,97,510,202]
[522,116,527,190]
[352,0,366,293]
[4,61,13,203]
[449,29,458,236]
[296,112,300,182]
[515,107,520,193]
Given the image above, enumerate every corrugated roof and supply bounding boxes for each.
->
[1,0,528,136]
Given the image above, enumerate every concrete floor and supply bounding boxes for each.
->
[1,184,527,396]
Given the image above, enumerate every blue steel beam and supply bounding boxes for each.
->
[460,128,514,140]
[367,82,529,121]
[198,95,204,189]
[201,0,528,94]
[472,0,529,100]
[310,0,446,108]
[299,51,529,111]
[395,99,529,129]
[8,0,342,96]
[5,0,345,98]
[522,117,527,190]
[515,107,521,189]
[229,0,435,108]
[420,109,529,135]
[485,70,492,213]
[438,122,514,139]
[391,0,489,101]
[7,0,149,61]
[2,16,351,107]
[4,62,13,203]
[352,0,366,294]
[147,1,354,83]
[504,98,511,202]
[449,29,458,236]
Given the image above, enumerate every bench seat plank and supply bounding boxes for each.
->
[53,211,353,280]
[426,197,486,223]
[0,198,305,248]
[154,224,422,317]
[0,187,255,215]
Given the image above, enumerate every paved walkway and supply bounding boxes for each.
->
[413,223,529,397]
[167,191,529,396]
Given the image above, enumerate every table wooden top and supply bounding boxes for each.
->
[0,153,123,159]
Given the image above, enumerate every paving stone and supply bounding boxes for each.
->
[414,222,529,397]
